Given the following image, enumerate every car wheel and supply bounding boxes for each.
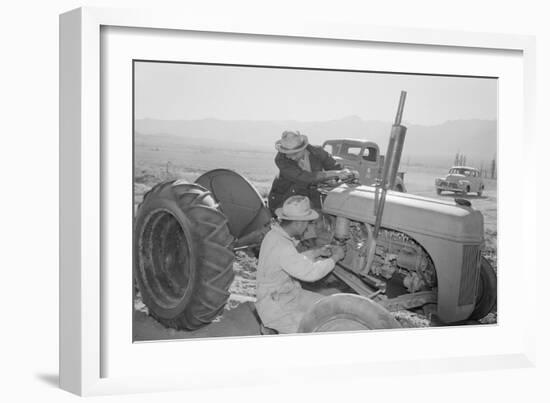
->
[436,188,442,195]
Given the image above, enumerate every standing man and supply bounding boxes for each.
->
[255,195,346,334]
[268,130,351,213]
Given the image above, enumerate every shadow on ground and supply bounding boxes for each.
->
[133,302,262,341]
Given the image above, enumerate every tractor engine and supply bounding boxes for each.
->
[321,184,486,323]
[335,219,437,294]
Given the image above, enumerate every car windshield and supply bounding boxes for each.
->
[450,168,474,176]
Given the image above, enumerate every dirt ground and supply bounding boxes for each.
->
[133,149,498,342]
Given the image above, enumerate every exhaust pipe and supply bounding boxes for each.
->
[374,91,407,237]
[366,91,408,274]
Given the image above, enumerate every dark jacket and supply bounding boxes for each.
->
[268,145,342,212]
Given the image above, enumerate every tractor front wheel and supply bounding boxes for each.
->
[469,257,497,320]
[134,180,235,330]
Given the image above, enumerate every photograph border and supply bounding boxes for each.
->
[60,6,537,396]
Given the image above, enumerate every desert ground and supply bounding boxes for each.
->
[133,139,497,341]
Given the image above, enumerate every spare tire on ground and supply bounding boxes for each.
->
[298,293,402,333]
[134,180,235,330]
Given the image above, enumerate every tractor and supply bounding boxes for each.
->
[134,91,497,332]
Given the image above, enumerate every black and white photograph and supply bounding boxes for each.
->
[4,0,547,399]
[132,60,498,341]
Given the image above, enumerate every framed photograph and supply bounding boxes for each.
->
[60,7,536,396]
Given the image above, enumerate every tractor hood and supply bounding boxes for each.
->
[323,185,484,243]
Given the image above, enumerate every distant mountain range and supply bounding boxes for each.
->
[135,117,497,167]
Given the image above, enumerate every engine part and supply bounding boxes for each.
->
[373,252,398,279]
[334,216,351,241]
[403,271,424,293]
[342,222,436,295]
[397,247,426,271]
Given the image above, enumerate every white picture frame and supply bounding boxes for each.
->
[59,7,537,396]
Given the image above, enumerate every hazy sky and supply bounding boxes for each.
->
[134,61,497,126]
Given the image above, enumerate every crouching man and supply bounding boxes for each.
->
[255,195,346,334]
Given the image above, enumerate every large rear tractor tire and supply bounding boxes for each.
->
[469,257,497,320]
[298,294,402,332]
[134,180,235,330]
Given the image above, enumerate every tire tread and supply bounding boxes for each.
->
[136,180,235,330]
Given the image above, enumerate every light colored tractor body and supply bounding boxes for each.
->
[322,185,484,323]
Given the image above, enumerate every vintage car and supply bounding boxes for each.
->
[435,166,484,196]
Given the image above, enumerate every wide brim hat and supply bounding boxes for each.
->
[275,195,319,221]
[275,130,309,154]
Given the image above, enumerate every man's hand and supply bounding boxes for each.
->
[329,245,346,262]
[305,245,332,259]
[305,245,344,261]
[336,168,353,180]
[331,168,357,181]
[321,171,339,181]
[317,245,333,257]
